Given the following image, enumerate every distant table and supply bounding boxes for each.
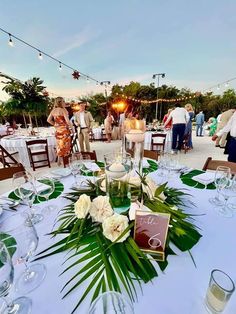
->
[144,130,172,152]
[0,135,56,168]
[0,126,7,136]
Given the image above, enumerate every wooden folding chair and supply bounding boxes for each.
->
[0,164,25,181]
[151,133,166,152]
[70,133,79,153]
[80,150,98,162]
[143,150,159,161]
[26,139,51,171]
[0,145,19,167]
[203,157,236,175]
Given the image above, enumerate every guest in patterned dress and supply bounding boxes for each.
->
[47,97,74,166]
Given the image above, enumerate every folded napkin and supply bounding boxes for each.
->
[83,162,101,172]
[142,159,150,168]
[193,172,217,185]
[23,181,50,193]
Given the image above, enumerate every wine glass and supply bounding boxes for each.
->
[68,153,83,188]
[36,176,56,213]
[226,176,236,211]
[0,213,47,295]
[218,177,235,217]
[209,166,231,206]
[12,171,43,225]
[88,291,134,314]
[0,241,32,314]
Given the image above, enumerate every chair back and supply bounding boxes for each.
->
[70,133,79,153]
[26,139,51,171]
[80,150,97,162]
[151,133,166,152]
[202,157,236,175]
[0,145,19,167]
[0,164,25,180]
[143,150,159,161]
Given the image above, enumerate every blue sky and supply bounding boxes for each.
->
[0,0,236,100]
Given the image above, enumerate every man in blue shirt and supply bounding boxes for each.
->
[195,111,205,136]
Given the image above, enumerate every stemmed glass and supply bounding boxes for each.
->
[68,153,83,188]
[0,241,32,314]
[12,171,43,225]
[209,166,231,206]
[0,213,46,295]
[218,176,236,217]
[36,176,56,213]
[88,291,134,314]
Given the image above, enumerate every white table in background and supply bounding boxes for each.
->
[144,130,172,152]
[0,135,56,168]
[0,167,236,314]
[0,125,7,136]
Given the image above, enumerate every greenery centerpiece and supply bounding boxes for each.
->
[36,171,202,313]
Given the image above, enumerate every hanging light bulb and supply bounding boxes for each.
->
[225,82,229,87]
[8,34,14,47]
[38,51,43,60]
[217,85,220,90]
[86,77,90,83]
[59,62,62,70]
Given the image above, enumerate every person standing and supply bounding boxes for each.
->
[162,108,173,152]
[104,111,114,143]
[74,102,93,152]
[164,104,189,151]
[195,111,205,136]
[184,104,195,149]
[215,109,235,148]
[212,111,236,163]
[47,97,74,166]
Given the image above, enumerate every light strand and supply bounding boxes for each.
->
[0,27,101,85]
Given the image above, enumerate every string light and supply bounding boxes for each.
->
[8,34,14,47]
[225,82,229,87]
[38,51,43,60]
[217,85,220,90]
[59,62,62,70]
[0,27,104,84]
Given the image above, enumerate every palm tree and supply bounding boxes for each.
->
[0,74,49,127]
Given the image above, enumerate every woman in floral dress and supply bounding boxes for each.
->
[47,97,74,166]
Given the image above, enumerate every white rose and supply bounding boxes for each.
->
[142,177,157,199]
[158,191,166,201]
[100,179,106,192]
[90,196,113,223]
[74,194,91,219]
[102,214,130,242]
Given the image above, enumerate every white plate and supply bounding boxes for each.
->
[50,168,71,177]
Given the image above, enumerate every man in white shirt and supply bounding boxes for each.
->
[212,111,236,163]
[74,102,93,152]
[164,105,189,151]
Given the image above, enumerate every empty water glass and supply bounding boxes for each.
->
[0,241,32,314]
[88,291,134,314]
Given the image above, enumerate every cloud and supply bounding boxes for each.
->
[52,27,100,58]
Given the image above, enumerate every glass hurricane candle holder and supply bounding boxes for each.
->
[104,152,132,214]
[124,118,146,174]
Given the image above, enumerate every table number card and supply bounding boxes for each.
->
[134,211,170,261]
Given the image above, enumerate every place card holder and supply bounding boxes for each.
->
[134,211,170,261]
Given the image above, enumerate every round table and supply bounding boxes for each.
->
[0,166,236,313]
[0,135,56,168]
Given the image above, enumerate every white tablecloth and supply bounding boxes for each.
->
[1,168,236,314]
[144,131,172,152]
[0,135,56,167]
[0,126,7,136]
